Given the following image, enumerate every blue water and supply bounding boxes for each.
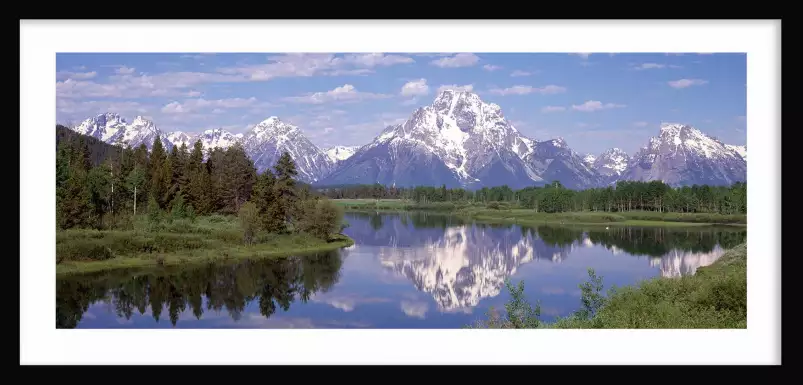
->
[57,212,745,328]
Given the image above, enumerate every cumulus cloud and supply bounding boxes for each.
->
[400,78,429,97]
[488,85,566,96]
[343,53,415,67]
[400,301,428,319]
[668,78,709,88]
[56,71,97,81]
[571,100,626,112]
[430,53,480,68]
[57,99,148,120]
[283,84,391,104]
[161,97,259,114]
[632,63,682,70]
[436,84,474,93]
[541,106,566,113]
[115,66,136,74]
[510,70,532,77]
[483,64,503,71]
[57,53,416,100]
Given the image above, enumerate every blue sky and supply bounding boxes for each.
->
[55,52,746,155]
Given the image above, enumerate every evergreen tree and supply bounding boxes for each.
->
[252,169,282,232]
[272,151,298,231]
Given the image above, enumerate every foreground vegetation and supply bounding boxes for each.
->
[56,128,350,273]
[471,242,747,329]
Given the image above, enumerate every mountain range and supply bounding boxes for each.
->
[62,90,747,188]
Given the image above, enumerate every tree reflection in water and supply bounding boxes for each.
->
[56,250,345,328]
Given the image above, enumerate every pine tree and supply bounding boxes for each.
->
[272,152,298,232]
[57,166,92,229]
[221,144,257,214]
[252,169,282,232]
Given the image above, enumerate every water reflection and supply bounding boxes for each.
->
[56,251,346,328]
[56,212,746,328]
[354,213,745,312]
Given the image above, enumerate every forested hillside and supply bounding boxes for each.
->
[56,124,122,167]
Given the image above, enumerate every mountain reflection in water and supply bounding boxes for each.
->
[57,212,746,328]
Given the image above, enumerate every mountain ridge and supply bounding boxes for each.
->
[62,92,746,189]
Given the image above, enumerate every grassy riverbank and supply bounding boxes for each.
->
[472,242,747,329]
[333,199,747,227]
[56,214,354,276]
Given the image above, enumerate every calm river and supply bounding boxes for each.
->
[57,212,746,328]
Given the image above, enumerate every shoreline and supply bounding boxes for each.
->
[56,234,354,276]
[335,201,746,228]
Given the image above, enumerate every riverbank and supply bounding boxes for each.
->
[56,215,354,276]
[333,199,747,227]
[473,242,747,329]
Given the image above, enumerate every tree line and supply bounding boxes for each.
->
[56,127,343,241]
[316,179,747,215]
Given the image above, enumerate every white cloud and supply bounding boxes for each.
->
[636,63,665,70]
[283,84,391,104]
[343,53,415,67]
[570,53,592,59]
[488,85,566,96]
[633,121,649,127]
[483,64,503,71]
[436,84,474,93]
[161,97,259,114]
[430,53,480,68]
[541,106,566,113]
[632,63,682,70]
[400,78,429,97]
[57,53,416,100]
[668,78,709,88]
[115,66,136,75]
[56,71,97,81]
[400,301,428,319]
[56,99,148,120]
[571,100,626,112]
[510,70,532,77]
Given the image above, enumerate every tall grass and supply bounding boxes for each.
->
[56,214,354,275]
[471,243,747,329]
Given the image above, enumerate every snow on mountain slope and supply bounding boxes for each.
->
[73,113,128,142]
[69,113,335,183]
[166,131,195,149]
[326,145,360,163]
[620,123,747,186]
[240,116,334,183]
[318,90,604,189]
[582,154,596,168]
[105,116,172,150]
[591,147,631,183]
[725,144,747,161]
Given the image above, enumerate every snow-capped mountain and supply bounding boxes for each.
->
[166,131,195,149]
[591,147,631,183]
[239,117,334,183]
[68,113,335,184]
[325,145,360,163]
[73,113,172,150]
[582,154,596,168]
[619,123,747,187]
[109,116,172,150]
[317,90,601,189]
[73,112,128,142]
